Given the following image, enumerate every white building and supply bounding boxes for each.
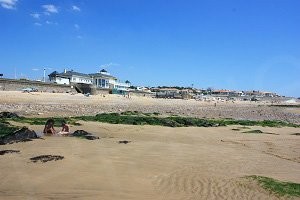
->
[49,69,130,90]
[49,70,93,85]
[48,71,70,85]
[89,69,130,90]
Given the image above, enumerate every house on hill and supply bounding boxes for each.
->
[155,88,181,98]
[49,68,130,91]
[212,90,237,97]
[89,69,130,90]
[49,69,93,85]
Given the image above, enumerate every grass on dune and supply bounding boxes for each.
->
[247,175,300,197]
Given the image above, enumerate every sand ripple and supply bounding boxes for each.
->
[153,167,286,200]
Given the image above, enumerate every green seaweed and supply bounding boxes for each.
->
[6,112,300,128]
[0,121,20,136]
[247,175,300,197]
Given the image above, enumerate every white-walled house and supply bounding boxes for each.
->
[89,69,130,90]
[49,70,93,85]
[49,69,130,90]
[89,69,116,89]
[48,71,70,85]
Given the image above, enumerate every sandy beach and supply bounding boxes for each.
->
[0,91,299,123]
[0,91,300,199]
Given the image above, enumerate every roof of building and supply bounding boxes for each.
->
[260,91,275,94]
[50,70,104,78]
[89,73,117,79]
[100,69,107,73]
[48,71,59,77]
[213,90,235,93]
[59,71,91,78]
[158,88,180,91]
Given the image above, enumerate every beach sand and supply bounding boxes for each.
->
[1,121,299,199]
[0,91,300,199]
[0,91,299,123]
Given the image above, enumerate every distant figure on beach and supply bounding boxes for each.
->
[43,119,56,135]
[59,120,70,135]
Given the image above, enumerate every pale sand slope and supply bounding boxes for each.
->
[1,122,300,200]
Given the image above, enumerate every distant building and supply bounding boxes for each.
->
[48,71,70,85]
[241,90,277,97]
[48,68,130,91]
[48,69,92,85]
[212,90,237,96]
[259,91,277,97]
[89,69,116,89]
[155,88,181,98]
[135,86,151,93]
[89,69,130,90]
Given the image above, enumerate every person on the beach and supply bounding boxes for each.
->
[43,119,56,135]
[59,120,70,135]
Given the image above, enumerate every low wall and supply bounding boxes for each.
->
[130,91,156,97]
[74,83,110,95]
[95,88,110,95]
[0,78,76,93]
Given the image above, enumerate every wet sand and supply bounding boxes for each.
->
[1,121,300,200]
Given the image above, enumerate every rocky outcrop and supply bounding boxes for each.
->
[30,155,64,163]
[118,140,131,144]
[0,112,19,119]
[0,127,38,145]
[72,130,100,140]
[0,150,20,155]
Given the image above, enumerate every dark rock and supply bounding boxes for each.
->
[0,127,38,145]
[30,155,64,163]
[72,130,100,140]
[72,130,90,137]
[84,135,100,140]
[118,140,131,144]
[0,112,20,119]
[0,150,20,155]
[291,133,300,136]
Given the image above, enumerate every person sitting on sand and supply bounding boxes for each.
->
[43,119,56,135]
[58,120,70,135]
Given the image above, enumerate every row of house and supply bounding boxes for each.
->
[48,69,130,91]
[47,69,278,98]
[211,90,277,97]
[151,88,278,99]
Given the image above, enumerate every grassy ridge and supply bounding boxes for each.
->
[8,112,300,128]
[247,175,300,197]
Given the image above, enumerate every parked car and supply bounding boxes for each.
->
[22,88,38,92]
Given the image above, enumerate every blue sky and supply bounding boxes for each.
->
[0,0,299,97]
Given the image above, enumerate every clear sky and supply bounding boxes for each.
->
[0,0,299,97]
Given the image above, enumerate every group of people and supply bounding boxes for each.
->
[43,119,70,135]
